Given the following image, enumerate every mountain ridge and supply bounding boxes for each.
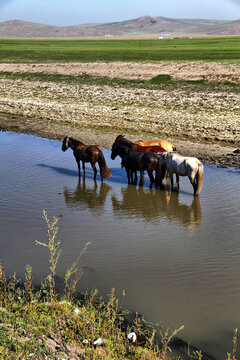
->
[0,16,239,37]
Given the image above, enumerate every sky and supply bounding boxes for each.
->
[0,0,240,26]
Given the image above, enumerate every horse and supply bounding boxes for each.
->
[111,134,173,183]
[62,136,112,180]
[111,142,162,188]
[113,134,176,153]
[157,152,204,196]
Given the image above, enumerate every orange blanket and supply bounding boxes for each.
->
[135,140,176,153]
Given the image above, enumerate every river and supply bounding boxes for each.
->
[0,131,240,358]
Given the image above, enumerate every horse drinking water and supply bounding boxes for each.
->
[157,152,204,196]
[62,137,112,180]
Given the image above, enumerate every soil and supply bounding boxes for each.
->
[0,61,239,168]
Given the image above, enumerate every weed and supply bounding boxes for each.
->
[35,210,61,300]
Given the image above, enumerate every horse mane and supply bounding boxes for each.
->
[68,137,85,145]
[115,135,125,144]
[114,135,135,150]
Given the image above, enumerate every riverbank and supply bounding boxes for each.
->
[0,112,239,169]
[0,60,239,168]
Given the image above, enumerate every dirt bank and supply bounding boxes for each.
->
[0,61,239,168]
[1,113,239,168]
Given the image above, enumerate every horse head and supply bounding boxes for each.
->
[111,143,128,161]
[62,136,69,152]
[114,134,125,145]
[111,142,120,160]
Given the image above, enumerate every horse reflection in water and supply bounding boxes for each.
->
[112,185,202,228]
[64,178,112,213]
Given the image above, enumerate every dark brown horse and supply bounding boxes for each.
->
[111,135,167,185]
[113,134,176,153]
[62,137,112,180]
[111,142,162,188]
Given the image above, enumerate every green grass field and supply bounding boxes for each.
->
[0,37,240,63]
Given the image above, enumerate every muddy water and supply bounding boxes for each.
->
[1,131,240,358]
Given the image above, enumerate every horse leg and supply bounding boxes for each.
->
[170,173,174,191]
[176,174,180,190]
[147,170,155,189]
[126,167,131,184]
[82,161,86,177]
[134,171,138,185]
[188,175,197,195]
[76,160,81,177]
[91,162,98,180]
[130,170,133,184]
[155,164,163,189]
[139,171,144,186]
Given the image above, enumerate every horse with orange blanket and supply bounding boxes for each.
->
[113,135,176,153]
[111,135,176,185]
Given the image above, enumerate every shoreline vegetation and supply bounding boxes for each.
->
[0,211,188,359]
[0,211,238,360]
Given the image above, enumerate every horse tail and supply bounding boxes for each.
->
[195,162,204,196]
[98,150,112,179]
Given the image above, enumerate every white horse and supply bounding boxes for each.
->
[157,152,204,196]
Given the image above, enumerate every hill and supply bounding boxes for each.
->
[0,16,239,38]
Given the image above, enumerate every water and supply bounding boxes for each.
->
[0,131,240,358]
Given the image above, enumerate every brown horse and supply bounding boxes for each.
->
[111,135,169,184]
[62,136,112,180]
[113,134,176,153]
[111,142,162,188]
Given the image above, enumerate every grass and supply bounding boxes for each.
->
[1,211,239,359]
[0,210,185,359]
[0,70,239,94]
[0,37,240,63]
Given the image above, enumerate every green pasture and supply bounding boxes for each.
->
[0,37,240,63]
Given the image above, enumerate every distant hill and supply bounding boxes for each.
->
[0,16,239,38]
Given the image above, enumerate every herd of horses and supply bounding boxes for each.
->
[62,134,204,196]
